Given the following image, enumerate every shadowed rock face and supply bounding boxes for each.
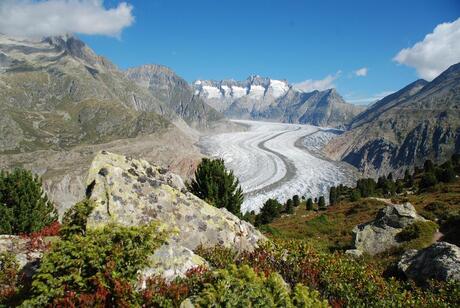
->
[398,242,460,282]
[349,202,426,256]
[84,151,265,280]
[325,63,460,177]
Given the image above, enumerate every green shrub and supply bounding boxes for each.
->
[23,222,168,306]
[397,221,438,250]
[420,172,438,189]
[0,169,57,234]
[0,252,21,306]
[191,265,328,307]
[423,201,450,220]
[60,199,95,237]
[187,158,243,215]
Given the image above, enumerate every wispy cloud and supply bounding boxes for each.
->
[293,71,341,92]
[345,90,394,105]
[354,67,368,77]
[393,17,460,81]
[0,0,134,39]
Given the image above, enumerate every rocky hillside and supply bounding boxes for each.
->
[325,63,460,177]
[193,76,363,129]
[0,34,183,153]
[125,64,223,128]
[0,35,208,213]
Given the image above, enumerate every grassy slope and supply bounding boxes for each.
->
[267,179,460,253]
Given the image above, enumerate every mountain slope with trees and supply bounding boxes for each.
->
[325,63,460,177]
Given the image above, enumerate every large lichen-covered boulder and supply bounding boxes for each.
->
[84,151,265,281]
[349,202,426,255]
[398,242,460,282]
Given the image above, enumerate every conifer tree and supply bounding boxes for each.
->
[306,198,313,211]
[256,198,283,225]
[188,158,243,215]
[292,195,300,207]
[0,169,57,234]
[318,196,326,210]
[329,187,337,205]
[285,199,294,214]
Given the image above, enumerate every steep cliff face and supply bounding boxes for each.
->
[125,64,223,129]
[194,76,363,129]
[325,63,460,177]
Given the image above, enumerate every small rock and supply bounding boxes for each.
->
[345,249,363,258]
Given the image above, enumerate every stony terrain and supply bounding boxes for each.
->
[325,63,460,177]
[194,76,363,129]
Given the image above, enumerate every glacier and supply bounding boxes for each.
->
[200,120,358,213]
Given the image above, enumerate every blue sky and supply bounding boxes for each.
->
[4,0,458,104]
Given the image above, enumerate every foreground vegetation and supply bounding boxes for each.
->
[1,155,459,307]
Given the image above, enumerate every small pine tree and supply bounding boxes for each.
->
[437,162,456,183]
[292,195,300,207]
[188,158,243,216]
[318,196,326,211]
[329,187,337,205]
[285,199,294,214]
[256,199,283,225]
[424,160,435,173]
[306,198,313,211]
[420,172,438,189]
[387,173,393,181]
[350,190,361,202]
[0,169,57,234]
[404,169,414,188]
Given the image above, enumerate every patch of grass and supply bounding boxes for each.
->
[398,221,438,250]
[269,198,387,251]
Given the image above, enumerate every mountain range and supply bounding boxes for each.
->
[1,32,459,209]
[0,34,223,212]
[193,76,364,129]
[325,63,460,177]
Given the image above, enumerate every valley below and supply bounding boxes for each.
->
[200,120,358,212]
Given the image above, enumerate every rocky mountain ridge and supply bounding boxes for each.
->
[125,64,223,129]
[193,76,364,129]
[325,62,460,177]
[0,34,222,213]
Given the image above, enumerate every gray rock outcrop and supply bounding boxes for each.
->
[398,242,460,282]
[348,202,426,255]
[84,151,265,281]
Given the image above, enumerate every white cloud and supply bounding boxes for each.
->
[293,71,341,92]
[345,90,394,105]
[0,0,134,39]
[354,67,368,77]
[393,18,460,81]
